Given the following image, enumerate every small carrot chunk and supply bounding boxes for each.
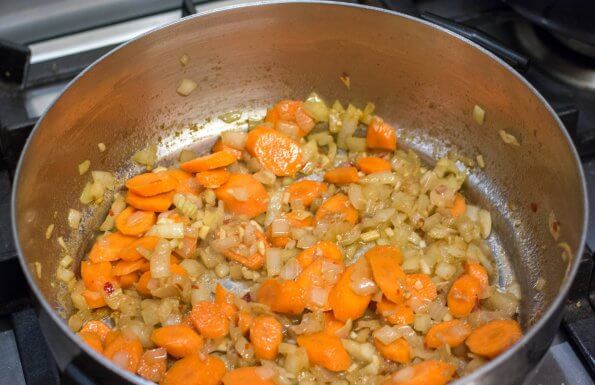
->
[296,332,351,372]
[103,333,143,373]
[115,206,156,236]
[450,193,466,218]
[119,236,159,261]
[447,274,481,318]
[245,126,303,176]
[328,258,371,321]
[257,279,305,315]
[376,297,414,325]
[180,150,237,173]
[238,311,255,335]
[383,360,456,385]
[466,319,522,358]
[374,338,411,364]
[190,301,229,339]
[249,316,283,360]
[118,272,139,288]
[80,320,111,342]
[169,169,203,195]
[465,262,489,292]
[296,241,343,269]
[296,259,337,311]
[222,229,269,270]
[88,232,136,263]
[215,284,238,321]
[357,156,392,174]
[366,246,406,304]
[405,274,437,309]
[112,259,147,277]
[82,290,106,308]
[151,325,204,358]
[285,180,327,207]
[137,348,167,383]
[323,312,346,336]
[324,167,359,184]
[125,171,177,197]
[79,331,103,353]
[366,117,396,151]
[215,174,268,218]
[136,271,152,296]
[126,190,174,212]
[314,193,358,225]
[222,366,275,385]
[267,211,313,247]
[295,105,315,135]
[196,169,231,189]
[81,261,113,291]
[162,354,226,385]
[425,320,472,348]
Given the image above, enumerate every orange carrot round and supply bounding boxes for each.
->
[366,246,406,304]
[376,297,414,325]
[296,241,343,269]
[119,236,159,261]
[356,156,392,174]
[245,126,303,176]
[126,190,174,212]
[81,261,113,291]
[324,167,360,184]
[181,150,237,173]
[162,354,226,385]
[215,174,268,218]
[314,193,358,225]
[447,274,481,318]
[297,332,351,372]
[375,337,410,364]
[249,316,282,360]
[79,331,104,353]
[126,171,178,197]
[425,320,472,348]
[366,117,396,151]
[82,290,106,308]
[222,366,275,385]
[80,320,111,342]
[465,319,522,358]
[169,169,203,196]
[103,333,143,373]
[151,325,204,358]
[88,232,136,263]
[137,348,167,383]
[328,258,371,321]
[323,311,346,336]
[258,279,305,315]
[196,169,230,189]
[136,271,152,296]
[285,180,327,207]
[465,262,489,292]
[383,360,455,385]
[190,301,229,339]
[115,206,156,236]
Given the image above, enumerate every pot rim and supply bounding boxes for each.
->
[11,1,589,384]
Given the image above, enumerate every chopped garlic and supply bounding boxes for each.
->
[499,130,520,146]
[476,154,485,168]
[473,105,485,125]
[177,78,197,96]
[180,54,189,67]
[45,224,54,239]
[78,160,90,175]
[97,143,106,152]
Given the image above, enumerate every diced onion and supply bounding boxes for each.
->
[373,325,399,345]
[255,366,275,380]
[303,92,329,122]
[309,287,329,306]
[350,277,377,296]
[150,239,172,278]
[472,105,485,125]
[391,367,415,383]
[499,130,520,146]
[132,145,157,169]
[146,223,185,239]
[57,266,74,282]
[221,131,247,149]
[177,78,197,96]
[271,218,290,237]
[78,160,90,175]
[280,258,301,280]
[266,248,282,277]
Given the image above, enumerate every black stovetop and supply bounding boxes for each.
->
[0,1,593,384]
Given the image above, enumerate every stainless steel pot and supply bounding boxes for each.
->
[12,2,588,384]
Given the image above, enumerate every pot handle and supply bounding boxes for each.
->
[420,12,530,72]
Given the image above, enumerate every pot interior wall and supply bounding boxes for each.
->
[14,3,585,328]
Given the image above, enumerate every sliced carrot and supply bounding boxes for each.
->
[425,320,472,348]
[125,171,177,197]
[447,274,481,318]
[238,311,255,334]
[196,169,230,189]
[465,262,489,292]
[79,331,103,353]
[376,297,414,325]
[324,167,360,184]
[190,301,229,339]
[81,261,113,291]
[222,229,269,270]
[222,366,275,385]
[82,290,106,308]
[162,354,227,385]
[180,150,237,173]
[215,284,238,321]
[285,180,327,207]
[215,174,268,218]
[466,319,522,358]
[115,206,156,236]
[168,169,203,195]
[245,126,303,176]
[126,190,174,212]
[118,272,139,289]
[119,236,159,261]
[249,316,283,360]
[328,258,371,321]
[366,117,396,151]
[366,246,406,304]
[137,348,167,383]
[103,332,143,373]
[295,105,315,136]
[268,211,313,248]
[405,274,437,309]
[450,193,466,218]
[296,241,343,269]
[296,259,338,311]
[257,279,305,315]
[356,156,391,174]
[323,311,346,336]
[112,259,147,276]
[314,193,358,225]
[383,360,455,385]
[80,320,111,342]
[170,263,188,276]
[151,325,204,358]
[374,338,410,364]
[296,332,351,372]
[174,235,198,259]
[88,232,136,263]
[136,271,152,296]
[212,139,242,160]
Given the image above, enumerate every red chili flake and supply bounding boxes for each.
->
[108,210,114,216]
[242,292,252,302]
[530,203,538,213]
[103,282,114,295]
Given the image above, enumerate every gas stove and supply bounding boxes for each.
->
[0,1,593,384]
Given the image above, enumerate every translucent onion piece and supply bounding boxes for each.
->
[150,239,172,279]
